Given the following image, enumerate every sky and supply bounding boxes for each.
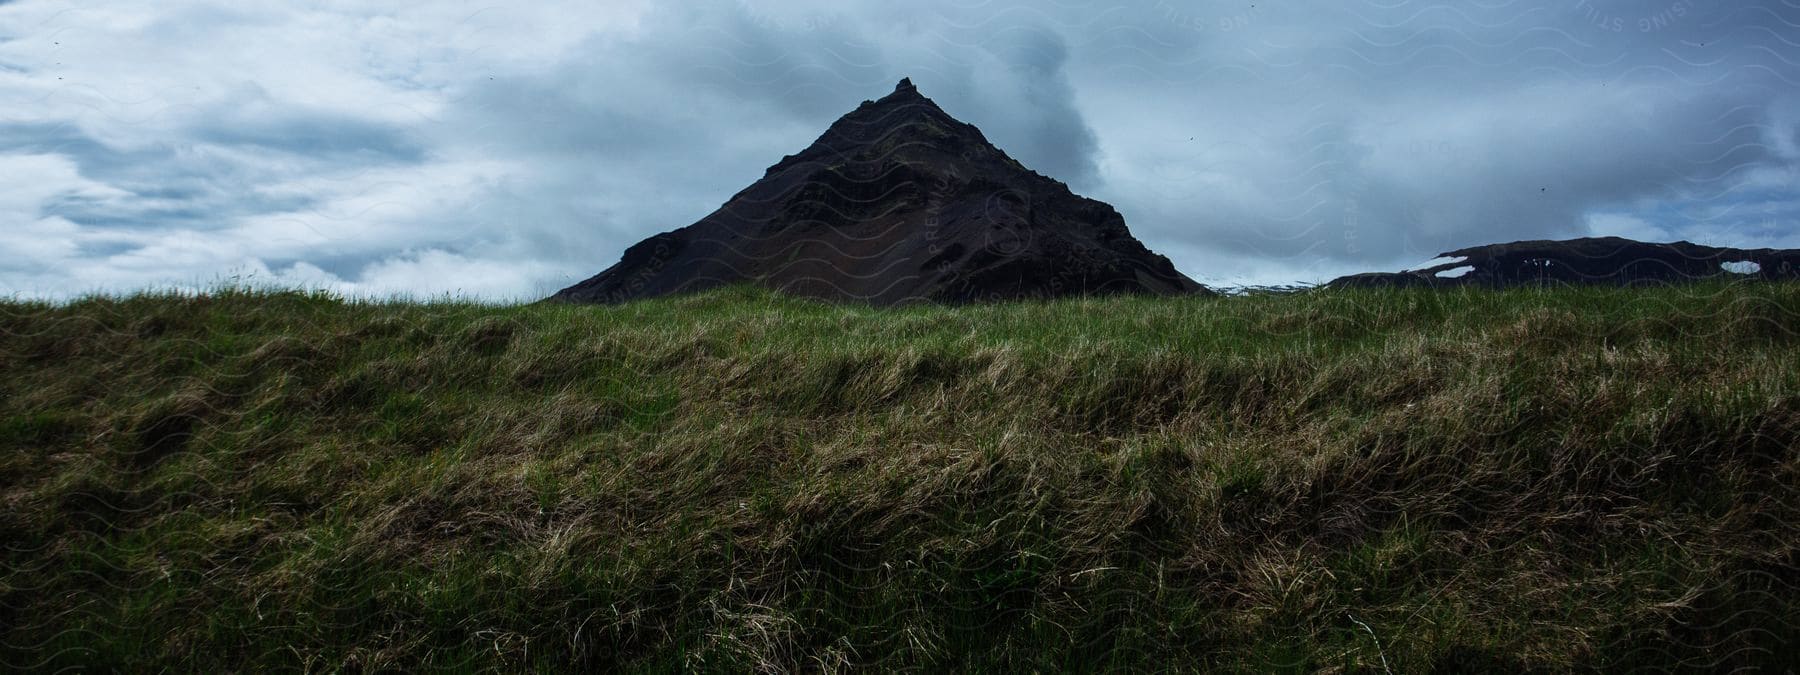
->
[2,0,1798,300]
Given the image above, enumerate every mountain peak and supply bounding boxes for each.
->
[552,79,1207,305]
[872,76,928,107]
[764,77,980,178]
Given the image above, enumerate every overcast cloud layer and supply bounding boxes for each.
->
[3,0,1798,299]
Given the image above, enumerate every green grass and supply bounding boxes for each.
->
[1,283,1796,672]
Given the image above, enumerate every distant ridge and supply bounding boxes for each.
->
[552,78,1206,305]
[1328,236,1800,289]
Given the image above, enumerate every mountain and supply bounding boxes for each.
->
[1327,236,1800,289]
[551,78,1207,305]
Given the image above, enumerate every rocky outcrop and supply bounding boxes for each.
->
[551,78,1207,305]
[1327,237,1800,289]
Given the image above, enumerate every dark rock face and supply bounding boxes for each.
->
[552,79,1207,305]
[1327,237,1800,289]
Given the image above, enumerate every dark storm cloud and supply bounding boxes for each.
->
[1,0,1796,297]
[967,26,1101,187]
[1052,0,1800,282]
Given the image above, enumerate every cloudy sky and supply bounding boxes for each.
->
[3,0,1797,299]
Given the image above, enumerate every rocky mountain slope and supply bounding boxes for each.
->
[551,79,1205,304]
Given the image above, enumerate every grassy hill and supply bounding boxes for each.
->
[2,284,1796,671]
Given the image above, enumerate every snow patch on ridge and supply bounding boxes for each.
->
[1406,256,1468,272]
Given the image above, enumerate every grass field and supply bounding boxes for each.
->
[2,283,1796,672]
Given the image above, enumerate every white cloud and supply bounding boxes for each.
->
[0,153,130,212]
